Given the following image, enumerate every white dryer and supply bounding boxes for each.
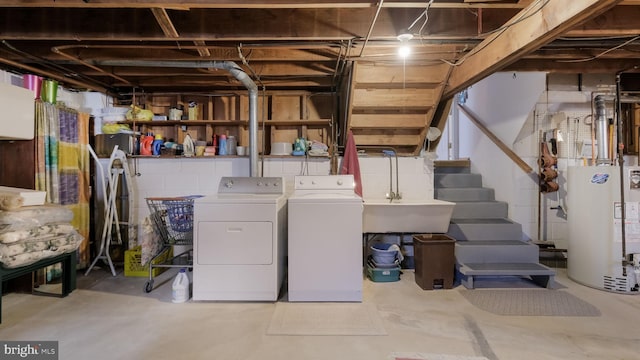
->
[193,177,287,301]
[288,175,363,302]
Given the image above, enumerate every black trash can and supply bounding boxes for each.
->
[413,234,455,290]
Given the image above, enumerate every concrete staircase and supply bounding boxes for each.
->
[434,159,555,289]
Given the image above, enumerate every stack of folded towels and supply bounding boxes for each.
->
[307,140,329,156]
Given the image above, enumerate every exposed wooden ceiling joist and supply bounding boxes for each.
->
[151,7,180,38]
[0,0,639,95]
[443,0,624,99]
[0,0,550,10]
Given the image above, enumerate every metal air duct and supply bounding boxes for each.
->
[95,60,259,177]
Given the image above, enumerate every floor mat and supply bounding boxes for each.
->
[266,302,387,336]
[460,289,601,316]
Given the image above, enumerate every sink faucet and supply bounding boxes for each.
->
[381,149,401,202]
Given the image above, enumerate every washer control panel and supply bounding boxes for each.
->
[218,177,285,194]
[294,175,355,191]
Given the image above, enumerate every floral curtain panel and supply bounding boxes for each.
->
[35,101,90,268]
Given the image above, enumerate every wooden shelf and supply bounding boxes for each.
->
[114,92,334,158]
[102,154,329,159]
[257,119,331,126]
[118,120,245,126]
[118,119,330,127]
[127,154,249,159]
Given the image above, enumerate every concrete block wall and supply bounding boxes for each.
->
[358,155,434,201]
[96,155,436,246]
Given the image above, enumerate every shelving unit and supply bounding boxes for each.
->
[117,92,334,155]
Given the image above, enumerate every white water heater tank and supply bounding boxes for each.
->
[567,166,640,294]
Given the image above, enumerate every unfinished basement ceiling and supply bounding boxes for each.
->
[0,0,639,98]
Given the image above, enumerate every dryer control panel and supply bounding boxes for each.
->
[294,175,355,191]
[218,176,285,194]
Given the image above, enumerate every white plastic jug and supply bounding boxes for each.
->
[172,268,190,303]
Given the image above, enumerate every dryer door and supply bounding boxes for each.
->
[197,221,273,265]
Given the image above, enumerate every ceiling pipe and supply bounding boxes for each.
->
[594,94,611,165]
[96,59,259,177]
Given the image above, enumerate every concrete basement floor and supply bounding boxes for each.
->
[0,267,639,360]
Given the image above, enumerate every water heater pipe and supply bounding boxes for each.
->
[615,73,628,275]
[94,60,259,177]
[594,95,611,165]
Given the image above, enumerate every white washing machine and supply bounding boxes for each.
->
[193,176,287,301]
[288,175,363,302]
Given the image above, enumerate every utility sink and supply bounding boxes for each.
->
[362,199,455,233]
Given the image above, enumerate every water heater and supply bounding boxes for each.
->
[568,166,640,294]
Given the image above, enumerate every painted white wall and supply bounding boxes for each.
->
[0,70,109,134]
[10,67,596,251]
[358,155,434,201]
[3,67,608,254]
[115,155,434,228]
[453,72,628,249]
[93,154,435,247]
[458,72,546,241]
[0,70,22,86]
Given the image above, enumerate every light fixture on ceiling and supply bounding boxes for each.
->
[397,30,413,58]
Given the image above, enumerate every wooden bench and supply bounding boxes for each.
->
[458,262,556,289]
[0,251,77,323]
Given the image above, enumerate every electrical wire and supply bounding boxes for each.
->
[237,44,263,85]
[299,152,310,176]
[555,35,640,63]
[406,0,435,37]
[558,35,640,42]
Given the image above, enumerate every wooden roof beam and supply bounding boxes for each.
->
[0,0,548,10]
[150,8,211,57]
[443,0,623,99]
[150,8,179,38]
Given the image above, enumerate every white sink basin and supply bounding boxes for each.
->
[362,199,455,233]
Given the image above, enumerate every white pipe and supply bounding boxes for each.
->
[96,60,259,176]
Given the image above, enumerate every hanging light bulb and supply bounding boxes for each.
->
[397,31,413,58]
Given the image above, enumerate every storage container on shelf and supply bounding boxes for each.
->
[218,134,227,155]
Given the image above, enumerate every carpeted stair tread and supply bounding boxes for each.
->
[434,173,482,188]
[458,262,556,289]
[456,240,532,246]
[450,218,514,224]
[435,187,495,201]
[459,262,555,275]
[455,241,540,264]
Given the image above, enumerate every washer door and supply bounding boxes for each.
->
[197,221,273,265]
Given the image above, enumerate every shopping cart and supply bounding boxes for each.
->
[143,196,199,293]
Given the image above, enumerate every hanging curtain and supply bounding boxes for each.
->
[35,102,60,203]
[35,102,91,268]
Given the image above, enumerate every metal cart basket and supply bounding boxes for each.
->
[143,196,198,293]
